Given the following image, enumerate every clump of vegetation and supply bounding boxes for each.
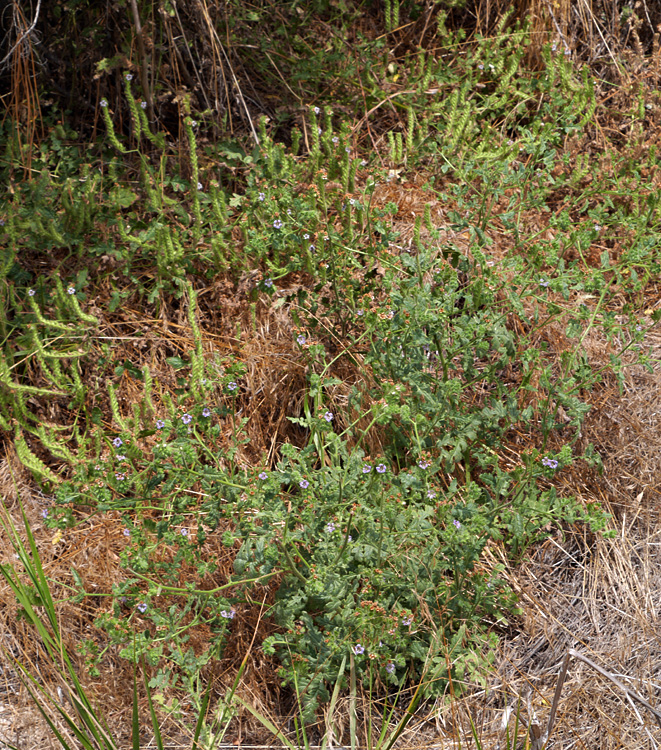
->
[2,0,661,746]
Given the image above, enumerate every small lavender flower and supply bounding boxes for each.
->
[273,219,283,229]
[347,535,353,542]
[100,99,108,108]
[345,146,351,153]
[258,192,265,201]
[349,198,356,206]
[362,464,372,474]
[197,182,203,190]
[323,411,333,422]
[258,471,268,480]
[594,224,601,231]
[137,602,147,613]
[41,509,49,519]
[386,662,396,674]
[202,407,211,417]
[263,278,273,288]
[113,437,123,448]
[356,309,364,316]
[28,288,36,296]
[299,479,309,489]
[636,325,643,332]
[332,136,339,144]
[418,460,431,469]
[220,609,235,619]
[67,286,75,295]
[376,464,386,474]
[123,528,131,537]
[539,279,550,288]
[297,334,306,345]
[453,519,461,529]
[314,106,320,114]
[115,472,125,481]
[125,73,133,81]
[156,419,165,429]
[352,644,365,655]
[303,233,309,239]
[182,413,192,425]
[427,490,436,499]
[402,616,412,626]
[227,381,237,391]
[478,63,484,70]
[191,120,198,127]
[140,100,147,109]
[325,522,336,533]
[116,454,126,461]
[309,244,315,252]
[180,528,188,536]
[542,457,559,469]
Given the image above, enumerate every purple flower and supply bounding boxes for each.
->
[190,120,198,127]
[345,146,351,153]
[220,609,235,619]
[264,278,273,288]
[303,233,309,239]
[197,182,203,191]
[325,522,336,533]
[418,460,431,469]
[427,490,436,499]
[67,286,76,295]
[115,472,125,481]
[386,662,395,674]
[258,471,268,480]
[156,419,165,429]
[352,644,365,655]
[123,528,131,537]
[137,602,147,613]
[182,413,192,424]
[180,528,188,536]
[125,73,133,81]
[202,407,211,417]
[41,509,48,519]
[227,381,237,391]
[309,244,315,252]
[332,136,339,144]
[116,454,126,461]
[140,100,147,109]
[539,279,550,288]
[376,464,386,474]
[297,334,306,345]
[542,457,559,469]
[299,479,309,489]
[100,99,108,108]
[402,616,412,626]
[273,219,283,229]
[113,437,123,448]
[453,519,461,529]
[314,106,320,114]
[28,288,36,296]
[323,411,333,422]
[258,192,265,201]
[362,464,372,474]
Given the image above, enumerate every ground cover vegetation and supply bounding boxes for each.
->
[2,0,661,747]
